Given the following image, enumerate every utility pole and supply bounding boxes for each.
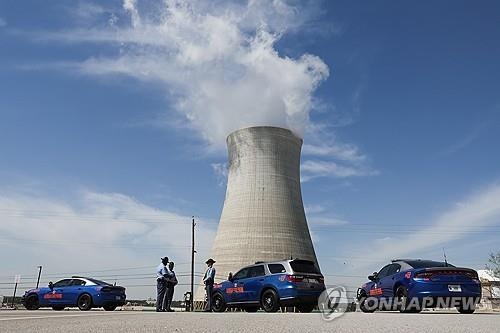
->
[12,275,20,309]
[36,266,42,288]
[190,216,196,311]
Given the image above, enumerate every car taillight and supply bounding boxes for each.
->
[100,286,112,292]
[286,275,304,283]
[414,272,433,281]
[464,271,479,280]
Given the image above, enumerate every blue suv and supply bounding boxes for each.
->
[212,259,325,312]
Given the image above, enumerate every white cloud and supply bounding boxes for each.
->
[303,142,366,162]
[350,183,500,270]
[211,163,228,187]
[0,190,217,298]
[73,2,107,20]
[301,160,378,181]
[304,204,327,214]
[308,216,349,226]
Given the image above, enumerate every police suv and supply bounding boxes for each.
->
[212,259,325,312]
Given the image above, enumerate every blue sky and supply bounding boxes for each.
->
[1,0,499,299]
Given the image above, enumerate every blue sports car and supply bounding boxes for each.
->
[22,276,127,311]
[357,259,481,314]
[211,259,325,313]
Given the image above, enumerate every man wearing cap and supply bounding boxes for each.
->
[203,258,216,312]
[156,256,173,312]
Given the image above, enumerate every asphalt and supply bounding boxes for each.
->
[0,310,499,333]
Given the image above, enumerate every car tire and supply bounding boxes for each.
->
[212,293,227,312]
[244,306,259,312]
[457,299,476,314]
[396,286,421,313]
[77,293,93,311]
[296,304,315,313]
[25,294,40,310]
[358,295,375,313]
[103,305,117,311]
[52,306,65,311]
[261,289,280,313]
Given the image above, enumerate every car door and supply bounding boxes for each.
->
[242,265,266,302]
[48,279,72,306]
[229,268,250,303]
[63,279,87,305]
[379,264,401,298]
[369,265,391,298]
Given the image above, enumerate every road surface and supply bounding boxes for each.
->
[0,310,498,333]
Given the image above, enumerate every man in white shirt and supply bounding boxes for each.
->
[203,258,216,312]
[156,256,172,312]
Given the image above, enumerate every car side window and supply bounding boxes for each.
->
[377,265,392,279]
[388,264,401,276]
[53,279,72,288]
[268,264,286,274]
[248,265,265,278]
[233,268,249,280]
[70,279,86,286]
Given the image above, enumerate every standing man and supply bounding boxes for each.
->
[165,261,178,312]
[156,256,170,312]
[203,258,216,312]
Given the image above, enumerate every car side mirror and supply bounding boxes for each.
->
[368,272,378,281]
[48,281,54,290]
[228,272,233,282]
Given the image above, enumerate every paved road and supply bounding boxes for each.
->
[1,310,499,333]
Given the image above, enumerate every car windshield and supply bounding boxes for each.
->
[406,260,455,269]
[290,260,320,274]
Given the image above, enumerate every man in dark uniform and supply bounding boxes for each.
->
[203,258,216,312]
[156,256,171,312]
[165,261,178,312]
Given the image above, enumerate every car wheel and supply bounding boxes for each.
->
[77,293,93,311]
[396,286,421,313]
[261,289,279,313]
[103,305,117,311]
[212,293,227,312]
[244,307,259,312]
[25,294,40,310]
[457,299,476,314]
[52,306,65,311]
[296,304,315,313]
[358,295,375,313]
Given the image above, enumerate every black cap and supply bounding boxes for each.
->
[161,257,169,262]
[205,258,216,264]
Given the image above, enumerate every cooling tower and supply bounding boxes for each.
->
[199,126,319,296]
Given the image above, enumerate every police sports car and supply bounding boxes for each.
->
[22,276,126,311]
[212,259,325,313]
[357,259,481,314]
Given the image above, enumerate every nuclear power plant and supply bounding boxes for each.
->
[199,126,319,294]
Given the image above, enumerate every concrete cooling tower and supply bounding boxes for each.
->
[200,126,319,292]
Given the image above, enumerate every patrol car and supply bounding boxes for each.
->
[212,259,325,312]
[22,276,126,311]
[357,259,481,314]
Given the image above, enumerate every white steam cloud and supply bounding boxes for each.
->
[61,0,330,148]
[30,0,376,180]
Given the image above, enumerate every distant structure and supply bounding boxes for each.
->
[196,126,319,301]
[478,270,500,311]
